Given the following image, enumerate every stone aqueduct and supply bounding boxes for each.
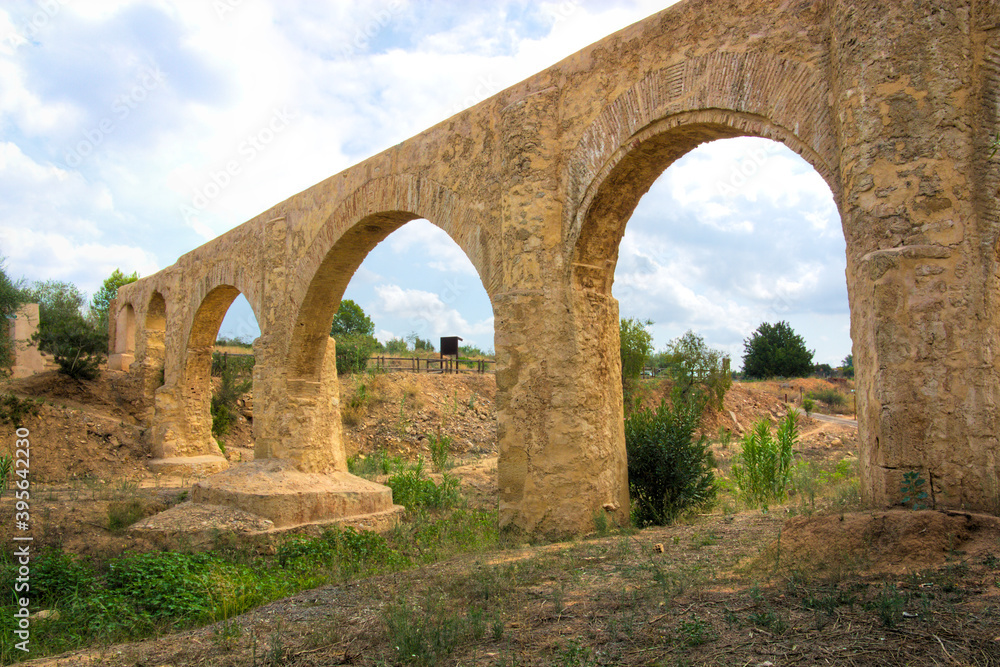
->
[109,0,1000,536]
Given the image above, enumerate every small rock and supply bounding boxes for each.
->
[654,543,664,553]
[31,609,59,621]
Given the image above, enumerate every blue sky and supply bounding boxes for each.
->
[0,0,851,367]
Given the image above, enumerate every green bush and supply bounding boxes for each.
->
[383,336,409,354]
[335,334,378,375]
[0,392,39,425]
[210,361,252,437]
[807,388,846,408]
[802,397,816,416]
[731,412,798,508]
[429,432,452,472]
[0,260,24,378]
[211,351,255,376]
[657,331,732,412]
[742,321,814,379]
[625,392,716,526]
[276,526,408,576]
[35,314,106,380]
[386,459,462,510]
[105,551,217,620]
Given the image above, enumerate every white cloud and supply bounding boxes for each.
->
[373,284,493,339]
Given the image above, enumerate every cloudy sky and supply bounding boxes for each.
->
[0,0,850,367]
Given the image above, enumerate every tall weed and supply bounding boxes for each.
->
[731,411,797,508]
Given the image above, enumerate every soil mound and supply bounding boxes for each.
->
[760,509,1000,576]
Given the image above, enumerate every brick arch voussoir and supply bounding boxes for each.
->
[565,51,840,271]
[283,175,497,381]
[183,267,262,347]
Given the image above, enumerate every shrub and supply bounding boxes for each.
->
[335,334,378,375]
[731,411,798,508]
[0,392,39,425]
[383,336,409,354]
[807,388,846,408]
[211,351,255,376]
[429,432,452,472]
[105,551,217,620]
[625,392,716,526]
[276,526,408,576]
[802,397,815,416]
[35,314,106,380]
[107,499,146,532]
[0,260,23,378]
[386,459,462,511]
[210,361,252,437]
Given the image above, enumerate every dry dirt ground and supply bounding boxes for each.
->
[1,369,998,666]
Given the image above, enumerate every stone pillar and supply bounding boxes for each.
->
[9,304,44,378]
[832,0,999,510]
[148,347,230,476]
[253,335,346,473]
[495,287,630,537]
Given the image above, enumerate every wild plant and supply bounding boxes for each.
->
[731,411,798,508]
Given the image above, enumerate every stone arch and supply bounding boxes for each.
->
[114,302,137,355]
[286,175,497,382]
[568,109,841,292]
[141,291,168,403]
[174,284,260,458]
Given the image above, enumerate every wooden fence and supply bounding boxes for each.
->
[210,351,494,375]
[367,356,493,374]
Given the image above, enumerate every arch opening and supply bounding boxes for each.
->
[286,212,497,466]
[570,114,841,292]
[606,134,849,371]
[115,303,137,355]
[181,284,261,459]
[288,213,496,383]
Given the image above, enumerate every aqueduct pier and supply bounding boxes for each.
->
[110,0,1000,536]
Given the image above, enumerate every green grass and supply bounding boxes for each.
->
[0,508,500,664]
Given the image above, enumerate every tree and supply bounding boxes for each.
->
[331,300,377,375]
[23,280,86,351]
[841,353,855,379]
[741,321,814,379]
[620,318,654,411]
[330,299,375,338]
[407,332,434,352]
[24,280,105,380]
[90,269,139,332]
[383,337,408,354]
[658,330,732,411]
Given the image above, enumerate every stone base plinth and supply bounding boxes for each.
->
[129,500,403,548]
[108,353,135,371]
[190,459,401,528]
[148,455,230,477]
